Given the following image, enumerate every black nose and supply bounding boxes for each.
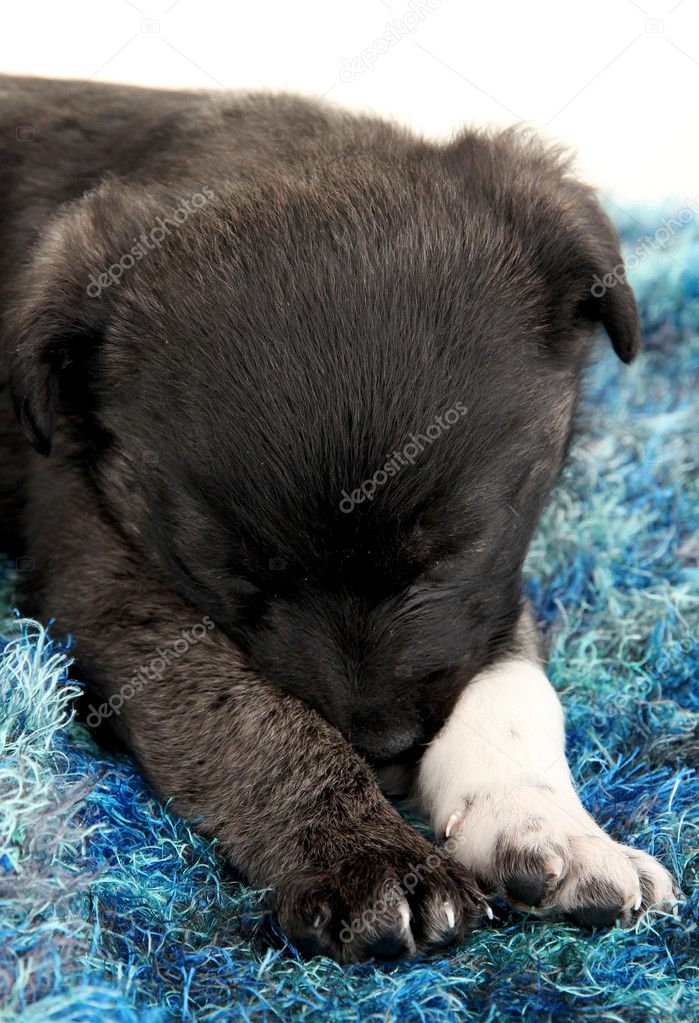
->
[349,723,420,762]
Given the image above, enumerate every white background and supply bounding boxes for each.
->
[2,0,697,205]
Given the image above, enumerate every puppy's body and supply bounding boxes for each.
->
[0,76,675,960]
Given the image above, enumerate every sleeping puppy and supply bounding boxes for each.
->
[0,75,676,961]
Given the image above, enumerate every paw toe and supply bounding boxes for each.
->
[569,899,627,930]
[495,838,567,909]
[364,926,413,960]
[505,871,550,908]
[419,895,460,948]
[566,874,638,929]
[623,846,678,914]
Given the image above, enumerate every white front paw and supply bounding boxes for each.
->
[442,788,678,927]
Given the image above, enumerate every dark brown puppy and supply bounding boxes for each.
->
[0,76,674,961]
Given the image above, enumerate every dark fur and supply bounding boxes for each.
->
[0,75,640,959]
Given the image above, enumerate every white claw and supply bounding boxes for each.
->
[485,903,494,920]
[397,898,412,933]
[544,855,564,881]
[445,812,462,839]
[634,891,643,912]
[443,900,456,929]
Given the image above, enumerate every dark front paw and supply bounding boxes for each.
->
[273,829,487,962]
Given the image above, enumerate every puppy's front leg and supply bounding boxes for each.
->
[417,604,676,926]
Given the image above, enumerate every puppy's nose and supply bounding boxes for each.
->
[350,723,420,762]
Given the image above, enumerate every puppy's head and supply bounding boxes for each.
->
[7,130,640,761]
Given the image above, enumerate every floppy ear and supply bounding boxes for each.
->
[6,204,109,455]
[5,183,162,454]
[445,129,642,363]
[559,182,642,364]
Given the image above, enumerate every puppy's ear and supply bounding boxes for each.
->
[6,204,108,454]
[6,184,159,454]
[554,182,642,363]
[445,129,641,363]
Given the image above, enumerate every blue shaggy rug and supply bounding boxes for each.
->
[1,205,698,1023]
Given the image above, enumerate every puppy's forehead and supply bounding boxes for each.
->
[96,172,582,583]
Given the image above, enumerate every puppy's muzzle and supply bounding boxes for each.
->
[349,722,421,762]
